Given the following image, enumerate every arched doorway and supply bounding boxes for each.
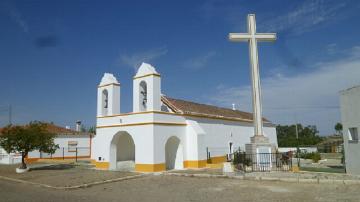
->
[109,132,135,171]
[165,136,184,170]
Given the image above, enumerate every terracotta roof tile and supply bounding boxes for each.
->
[162,96,271,123]
[0,123,91,135]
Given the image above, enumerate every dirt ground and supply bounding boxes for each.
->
[1,175,360,202]
[0,162,138,187]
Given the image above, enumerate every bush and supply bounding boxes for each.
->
[233,151,252,167]
[296,151,321,163]
[311,152,321,163]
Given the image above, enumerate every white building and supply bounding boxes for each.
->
[91,63,278,172]
[0,123,92,164]
[340,85,360,175]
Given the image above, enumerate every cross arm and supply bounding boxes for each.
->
[228,33,251,42]
[255,33,276,42]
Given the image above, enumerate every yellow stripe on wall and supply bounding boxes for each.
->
[208,155,227,164]
[135,163,166,172]
[94,161,110,169]
[183,160,207,168]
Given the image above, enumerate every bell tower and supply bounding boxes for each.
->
[133,62,161,112]
[97,73,120,117]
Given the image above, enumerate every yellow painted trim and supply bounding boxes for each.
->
[25,156,91,163]
[183,160,207,168]
[208,155,227,164]
[98,83,120,88]
[135,163,166,172]
[206,163,224,169]
[96,110,165,118]
[182,113,253,123]
[96,110,273,125]
[96,122,187,129]
[133,73,161,80]
[95,161,110,169]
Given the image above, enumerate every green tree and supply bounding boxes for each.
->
[276,124,323,147]
[0,121,59,169]
[88,126,96,134]
[335,122,343,135]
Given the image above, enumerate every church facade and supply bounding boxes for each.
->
[91,63,278,172]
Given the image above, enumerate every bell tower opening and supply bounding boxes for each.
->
[139,81,147,111]
[102,89,109,116]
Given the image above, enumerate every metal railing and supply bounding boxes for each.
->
[28,147,90,162]
[233,151,292,172]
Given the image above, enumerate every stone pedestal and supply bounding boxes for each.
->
[245,135,276,154]
[245,135,276,171]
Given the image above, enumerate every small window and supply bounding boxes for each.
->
[348,128,359,142]
[68,141,78,152]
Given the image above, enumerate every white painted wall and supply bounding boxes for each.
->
[189,117,278,158]
[0,148,22,164]
[278,147,318,153]
[340,85,360,175]
[28,134,91,158]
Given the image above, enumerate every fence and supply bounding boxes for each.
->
[0,153,22,164]
[233,151,292,172]
[27,147,91,162]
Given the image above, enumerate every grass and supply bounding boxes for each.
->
[300,166,345,173]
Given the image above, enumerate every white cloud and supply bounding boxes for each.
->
[183,51,217,70]
[210,46,360,135]
[259,0,349,35]
[200,0,355,36]
[119,46,168,72]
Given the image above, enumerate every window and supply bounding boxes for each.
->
[68,141,78,152]
[348,128,359,142]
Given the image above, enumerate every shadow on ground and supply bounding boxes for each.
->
[30,164,75,171]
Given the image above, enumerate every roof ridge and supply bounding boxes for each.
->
[163,96,252,115]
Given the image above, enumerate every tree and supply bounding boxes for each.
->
[276,124,323,147]
[88,126,96,134]
[335,122,343,135]
[0,121,59,169]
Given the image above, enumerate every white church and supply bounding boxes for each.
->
[91,62,278,172]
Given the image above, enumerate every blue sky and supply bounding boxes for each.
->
[1,0,360,135]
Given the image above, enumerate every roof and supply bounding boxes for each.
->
[99,73,119,86]
[134,62,160,78]
[162,96,271,123]
[0,123,92,136]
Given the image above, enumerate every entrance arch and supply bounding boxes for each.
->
[165,136,184,170]
[109,131,135,171]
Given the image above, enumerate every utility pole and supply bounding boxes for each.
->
[9,105,12,125]
[295,123,300,167]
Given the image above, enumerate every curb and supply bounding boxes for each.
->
[0,174,147,190]
[163,172,360,185]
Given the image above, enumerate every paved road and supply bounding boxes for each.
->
[1,175,359,202]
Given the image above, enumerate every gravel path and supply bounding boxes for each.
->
[1,175,360,202]
[0,163,138,187]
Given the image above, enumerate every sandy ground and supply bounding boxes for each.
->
[0,162,138,187]
[1,175,360,202]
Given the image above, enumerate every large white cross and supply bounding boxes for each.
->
[229,14,276,137]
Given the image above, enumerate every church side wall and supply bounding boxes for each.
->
[188,117,278,161]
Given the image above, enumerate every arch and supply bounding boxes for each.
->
[139,80,147,111]
[102,89,109,116]
[109,131,135,171]
[165,136,184,170]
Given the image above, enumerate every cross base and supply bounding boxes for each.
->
[250,135,270,144]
